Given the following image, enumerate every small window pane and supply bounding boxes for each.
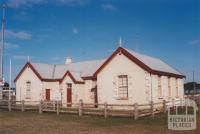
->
[118,75,128,99]
[26,81,31,99]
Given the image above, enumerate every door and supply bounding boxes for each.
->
[67,83,72,107]
[46,89,50,101]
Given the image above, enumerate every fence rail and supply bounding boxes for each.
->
[0,96,199,119]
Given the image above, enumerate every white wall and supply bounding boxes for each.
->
[97,53,147,105]
[152,75,184,103]
[15,58,184,106]
[97,53,185,105]
[15,66,95,105]
[42,81,60,101]
[16,67,42,102]
[82,80,96,104]
[60,75,85,105]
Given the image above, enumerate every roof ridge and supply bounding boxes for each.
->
[30,58,106,66]
[71,58,106,64]
[30,61,55,66]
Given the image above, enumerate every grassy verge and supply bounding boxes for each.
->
[0,107,199,134]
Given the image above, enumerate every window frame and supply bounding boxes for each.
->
[168,77,172,97]
[158,76,163,98]
[175,79,179,98]
[26,81,31,99]
[117,75,128,100]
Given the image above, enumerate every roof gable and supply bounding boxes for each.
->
[60,71,84,84]
[14,62,85,84]
[94,47,185,78]
[14,62,43,82]
[14,47,185,83]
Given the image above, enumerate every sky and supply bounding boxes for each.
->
[0,0,200,85]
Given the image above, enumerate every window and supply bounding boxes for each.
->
[168,78,172,97]
[67,83,72,88]
[176,79,179,97]
[26,81,31,99]
[158,76,162,97]
[118,75,128,99]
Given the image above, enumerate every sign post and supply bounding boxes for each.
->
[53,90,61,101]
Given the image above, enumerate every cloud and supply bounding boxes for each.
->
[55,0,89,6]
[4,42,20,49]
[102,3,117,11]
[6,0,88,8]
[5,30,32,40]
[6,0,47,8]
[72,27,79,34]
[13,55,29,60]
[190,39,200,45]
[51,57,61,60]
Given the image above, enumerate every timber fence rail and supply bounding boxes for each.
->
[0,97,198,119]
[185,94,200,106]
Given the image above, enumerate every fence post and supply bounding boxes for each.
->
[180,98,183,108]
[104,102,108,118]
[150,101,154,117]
[53,101,56,111]
[8,100,11,112]
[163,100,166,113]
[172,98,175,111]
[172,98,175,107]
[39,100,43,114]
[21,100,25,112]
[134,103,138,120]
[78,99,83,117]
[198,96,200,106]
[56,101,60,115]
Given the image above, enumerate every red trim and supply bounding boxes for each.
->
[14,62,85,84]
[94,47,185,78]
[60,71,85,84]
[14,62,43,82]
[82,76,97,80]
[42,79,61,82]
[14,47,185,83]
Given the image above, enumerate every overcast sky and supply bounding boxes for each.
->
[1,0,200,84]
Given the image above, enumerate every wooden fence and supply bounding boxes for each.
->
[0,97,199,120]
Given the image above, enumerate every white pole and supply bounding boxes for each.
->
[9,59,11,100]
[0,4,6,82]
[0,4,6,100]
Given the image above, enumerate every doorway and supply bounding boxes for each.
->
[67,83,72,107]
[46,89,50,101]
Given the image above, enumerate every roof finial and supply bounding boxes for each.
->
[27,56,30,62]
[119,37,122,47]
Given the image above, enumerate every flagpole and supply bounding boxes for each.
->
[9,59,12,101]
[0,4,6,99]
[0,4,6,82]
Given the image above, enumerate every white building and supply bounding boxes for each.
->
[14,46,185,106]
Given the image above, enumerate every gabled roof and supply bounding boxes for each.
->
[94,47,185,78]
[14,59,105,83]
[125,48,183,76]
[14,47,185,83]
